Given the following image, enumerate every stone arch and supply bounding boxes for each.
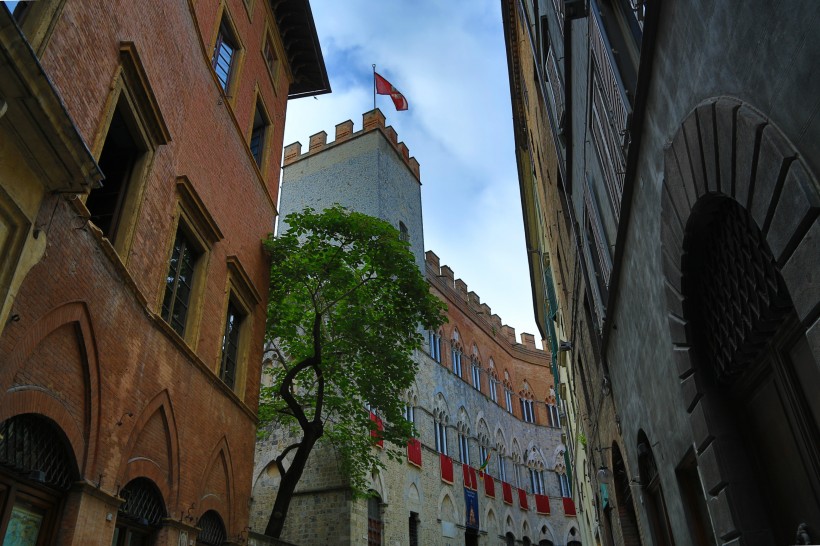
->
[119,389,180,506]
[0,301,101,474]
[564,524,582,545]
[661,97,820,543]
[438,490,458,522]
[485,507,498,539]
[433,391,450,416]
[552,445,566,474]
[368,468,387,503]
[504,511,515,534]
[495,427,507,452]
[197,436,235,531]
[522,519,531,542]
[538,520,558,543]
[457,406,470,431]
[406,481,421,513]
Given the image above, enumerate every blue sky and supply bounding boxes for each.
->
[283,1,540,338]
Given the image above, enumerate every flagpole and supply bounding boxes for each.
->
[372,64,376,110]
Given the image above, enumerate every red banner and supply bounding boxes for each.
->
[369,412,383,448]
[502,481,513,504]
[407,438,422,467]
[440,453,454,483]
[483,472,495,498]
[462,463,478,490]
[562,496,577,516]
[518,488,529,510]
[535,494,551,515]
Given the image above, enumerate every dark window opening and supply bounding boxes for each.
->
[161,228,200,336]
[263,35,278,77]
[219,300,243,389]
[113,478,165,546]
[250,102,268,167]
[408,512,419,546]
[676,450,716,546]
[197,510,227,546]
[87,103,143,241]
[367,496,382,546]
[399,221,409,243]
[638,432,675,546]
[213,19,238,91]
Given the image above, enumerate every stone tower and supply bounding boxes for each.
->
[279,108,425,269]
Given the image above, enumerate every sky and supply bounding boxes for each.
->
[283,0,541,339]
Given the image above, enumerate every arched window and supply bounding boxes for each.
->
[546,385,560,428]
[114,477,166,545]
[0,414,80,546]
[457,421,471,464]
[197,510,227,545]
[502,371,514,413]
[427,329,441,363]
[527,448,546,494]
[451,344,463,378]
[434,409,448,455]
[520,381,535,423]
[470,351,482,391]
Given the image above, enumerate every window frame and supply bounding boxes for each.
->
[452,346,463,378]
[434,413,448,455]
[458,432,470,464]
[86,44,170,258]
[157,177,222,346]
[471,361,482,390]
[216,256,261,398]
[248,91,272,175]
[210,5,244,102]
[261,25,283,93]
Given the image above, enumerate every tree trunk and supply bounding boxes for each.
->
[265,425,321,538]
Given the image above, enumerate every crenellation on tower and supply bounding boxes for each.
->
[282,109,421,181]
[335,120,354,141]
[424,251,545,353]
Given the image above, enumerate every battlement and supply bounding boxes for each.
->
[283,108,420,181]
[425,251,546,353]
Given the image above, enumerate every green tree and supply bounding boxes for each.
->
[259,206,446,538]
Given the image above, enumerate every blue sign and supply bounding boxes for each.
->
[464,488,479,529]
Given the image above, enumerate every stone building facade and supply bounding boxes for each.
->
[0,2,327,544]
[504,0,820,545]
[251,112,580,545]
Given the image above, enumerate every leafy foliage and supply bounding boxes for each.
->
[259,206,446,502]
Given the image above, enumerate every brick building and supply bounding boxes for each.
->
[504,0,820,545]
[0,1,327,544]
[251,111,579,545]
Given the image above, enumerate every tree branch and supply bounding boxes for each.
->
[275,442,302,476]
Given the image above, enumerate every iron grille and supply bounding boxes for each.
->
[0,413,78,490]
[197,510,227,545]
[686,199,792,382]
[119,477,166,526]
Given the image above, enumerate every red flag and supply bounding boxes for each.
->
[375,72,408,111]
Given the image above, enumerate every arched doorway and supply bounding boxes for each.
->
[662,97,820,544]
[197,510,227,545]
[113,477,166,546]
[0,414,79,544]
[681,195,820,542]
